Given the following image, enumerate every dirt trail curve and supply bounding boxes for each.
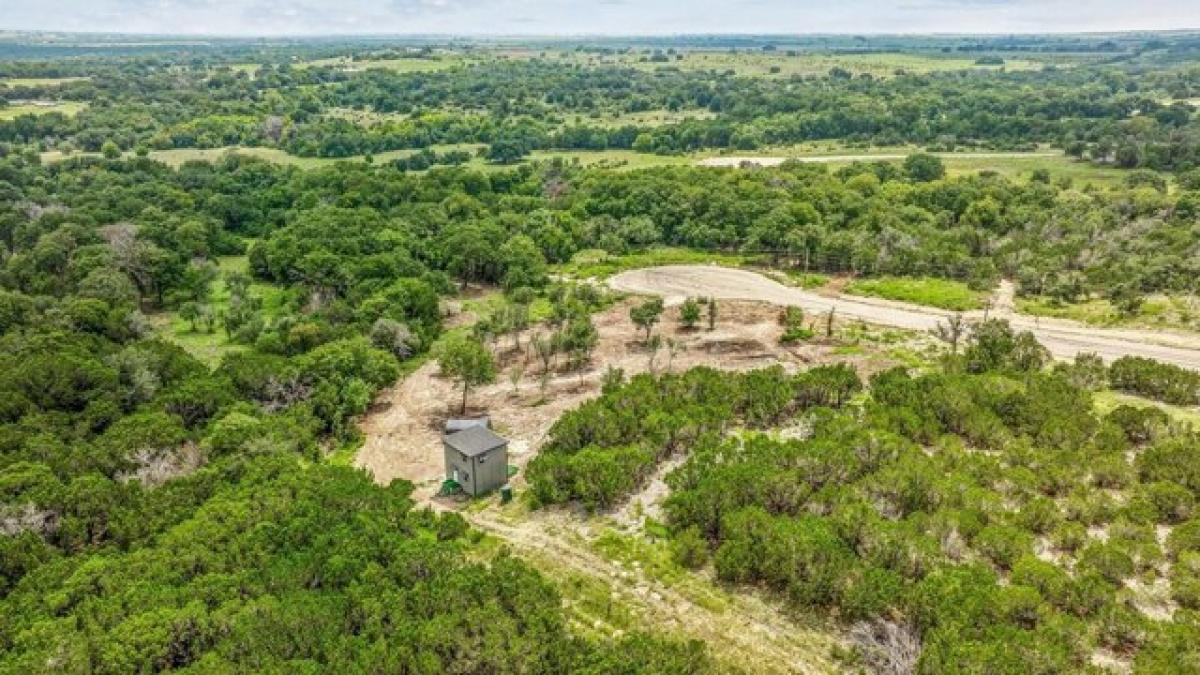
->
[611,266,1200,369]
[455,507,842,674]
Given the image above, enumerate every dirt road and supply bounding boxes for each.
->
[463,508,842,674]
[611,266,1200,368]
[696,151,1059,168]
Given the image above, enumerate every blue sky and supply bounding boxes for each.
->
[1,0,1195,36]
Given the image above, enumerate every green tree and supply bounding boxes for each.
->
[904,153,945,182]
[630,298,664,342]
[436,335,497,413]
[679,298,701,329]
[500,235,548,290]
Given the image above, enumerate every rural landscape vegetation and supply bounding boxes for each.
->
[2,21,1200,674]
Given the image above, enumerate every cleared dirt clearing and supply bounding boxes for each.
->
[610,265,1200,368]
[356,298,897,494]
[354,298,894,673]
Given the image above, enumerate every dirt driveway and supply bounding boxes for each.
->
[610,265,1200,368]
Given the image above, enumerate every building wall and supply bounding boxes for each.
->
[443,443,477,495]
[443,442,508,496]
[471,444,508,495]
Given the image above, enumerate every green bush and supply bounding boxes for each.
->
[1168,519,1200,558]
[671,527,709,569]
[1110,356,1200,406]
[974,524,1034,570]
[1077,542,1135,584]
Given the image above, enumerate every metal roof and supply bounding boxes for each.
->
[445,417,490,433]
[443,425,507,457]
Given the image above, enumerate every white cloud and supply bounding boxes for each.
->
[0,0,1194,35]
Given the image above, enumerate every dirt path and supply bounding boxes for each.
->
[463,507,843,674]
[610,265,1200,368]
[697,151,1059,168]
[992,279,1017,317]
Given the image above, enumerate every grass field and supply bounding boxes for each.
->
[0,76,89,88]
[142,145,481,169]
[41,143,485,169]
[0,100,87,120]
[512,48,1048,79]
[299,56,461,73]
[1093,389,1200,427]
[525,148,692,170]
[150,256,287,366]
[223,64,261,76]
[775,269,830,289]
[1018,294,1200,331]
[696,144,1134,188]
[556,247,760,279]
[844,276,985,311]
[659,51,1047,78]
[566,108,718,129]
[37,139,1138,189]
[938,153,1131,188]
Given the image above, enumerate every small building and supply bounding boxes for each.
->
[443,419,508,497]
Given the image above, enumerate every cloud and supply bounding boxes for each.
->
[0,0,1194,35]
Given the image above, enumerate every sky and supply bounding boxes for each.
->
[0,0,1195,37]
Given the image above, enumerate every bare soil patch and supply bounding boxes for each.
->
[356,298,896,497]
[611,265,1200,368]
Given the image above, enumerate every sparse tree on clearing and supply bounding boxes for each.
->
[825,307,836,338]
[707,297,718,331]
[436,335,497,413]
[666,338,685,372]
[508,362,525,395]
[679,298,701,329]
[602,366,625,394]
[533,332,557,374]
[630,297,664,342]
[646,334,663,373]
[180,301,201,332]
[931,313,967,354]
[503,303,531,352]
[563,316,599,370]
[198,304,216,333]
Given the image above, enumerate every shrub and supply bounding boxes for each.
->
[1019,496,1062,535]
[1109,356,1200,406]
[1138,437,1200,493]
[671,527,709,569]
[1171,552,1200,610]
[678,298,701,329]
[1051,521,1088,553]
[1129,481,1195,524]
[1167,519,1200,559]
[973,524,1033,570]
[1106,404,1168,443]
[1012,556,1071,609]
[1077,542,1135,584]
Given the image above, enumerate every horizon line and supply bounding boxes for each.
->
[3,28,1200,40]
